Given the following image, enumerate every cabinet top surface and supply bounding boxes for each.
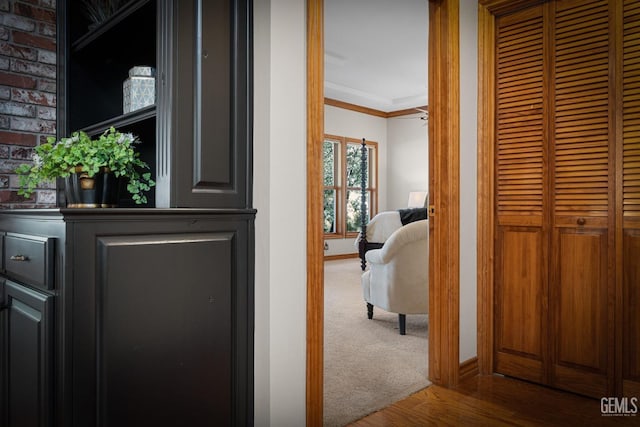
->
[0,208,257,219]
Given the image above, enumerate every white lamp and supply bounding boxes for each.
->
[407,191,428,208]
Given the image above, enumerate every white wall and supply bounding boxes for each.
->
[387,113,429,210]
[253,0,307,425]
[253,0,271,422]
[459,0,478,363]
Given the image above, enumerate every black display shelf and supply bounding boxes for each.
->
[71,0,151,53]
[80,104,156,136]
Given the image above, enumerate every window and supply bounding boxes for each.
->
[323,135,377,237]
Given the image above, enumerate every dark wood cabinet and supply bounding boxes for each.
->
[59,0,252,209]
[4,1,258,425]
[1,279,53,427]
[0,209,254,426]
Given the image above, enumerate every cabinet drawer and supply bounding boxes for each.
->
[4,233,54,290]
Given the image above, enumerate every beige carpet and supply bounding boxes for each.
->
[323,258,430,426]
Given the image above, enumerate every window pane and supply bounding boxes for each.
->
[346,189,370,232]
[366,146,375,188]
[324,189,337,233]
[323,141,338,186]
[346,143,368,188]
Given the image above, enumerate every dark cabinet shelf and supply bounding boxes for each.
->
[81,105,155,136]
[67,0,156,134]
[71,0,152,53]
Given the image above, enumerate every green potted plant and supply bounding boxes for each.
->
[16,127,155,207]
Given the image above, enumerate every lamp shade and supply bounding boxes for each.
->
[407,191,428,208]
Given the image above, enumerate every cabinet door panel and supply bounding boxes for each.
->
[552,228,610,397]
[1,280,52,427]
[555,231,607,369]
[94,233,234,426]
[167,0,251,208]
[494,228,546,383]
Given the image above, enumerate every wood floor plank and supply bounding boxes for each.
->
[349,375,640,426]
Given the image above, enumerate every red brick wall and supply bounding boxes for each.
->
[0,0,56,208]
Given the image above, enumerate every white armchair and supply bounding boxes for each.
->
[361,219,429,335]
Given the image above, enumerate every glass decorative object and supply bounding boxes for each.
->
[123,66,156,113]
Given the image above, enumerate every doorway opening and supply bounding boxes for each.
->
[321,2,430,424]
[306,0,463,425]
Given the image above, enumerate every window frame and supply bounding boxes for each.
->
[323,134,378,239]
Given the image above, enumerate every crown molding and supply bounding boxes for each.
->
[325,98,428,119]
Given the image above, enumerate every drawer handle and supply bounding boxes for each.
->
[10,255,29,262]
[577,218,586,226]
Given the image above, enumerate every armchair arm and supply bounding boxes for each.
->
[365,247,385,264]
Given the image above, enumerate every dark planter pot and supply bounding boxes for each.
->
[65,167,121,208]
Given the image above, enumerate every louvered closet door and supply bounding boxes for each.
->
[549,0,614,398]
[493,0,640,399]
[623,0,640,398]
[494,5,548,385]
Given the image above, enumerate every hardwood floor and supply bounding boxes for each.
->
[349,375,639,426]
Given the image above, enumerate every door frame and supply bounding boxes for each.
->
[477,0,497,376]
[306,0,324,424]
[306,0,462,424]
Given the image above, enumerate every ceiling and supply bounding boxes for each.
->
[324,0,429,113]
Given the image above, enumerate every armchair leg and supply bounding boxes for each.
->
[398,314,406,335]
[367,303,374,319]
